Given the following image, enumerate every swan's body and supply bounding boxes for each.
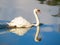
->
[8,17,32,27]
[8,8,40,28]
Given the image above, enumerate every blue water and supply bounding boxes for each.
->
[0,24,60,45]
[0,0,60,45]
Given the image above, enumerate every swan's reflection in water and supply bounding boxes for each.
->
[35,26,41,42]
[9,27,31,36]
[9,26,41,42]
[0,25,41,42]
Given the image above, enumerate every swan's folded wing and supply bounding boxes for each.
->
[8,16,32,27]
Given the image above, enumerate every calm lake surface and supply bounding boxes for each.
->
[0,25,60,45]
[0,0,60,45]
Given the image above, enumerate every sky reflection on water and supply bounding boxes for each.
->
[0,0,60,24]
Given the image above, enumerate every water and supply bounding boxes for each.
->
[0,25,60,45]
[0,0,60,24]
[0,0,60,45]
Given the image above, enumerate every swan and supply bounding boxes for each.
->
[7,8,40,28]
[6,8,40,42]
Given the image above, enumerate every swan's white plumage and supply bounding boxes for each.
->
[8,16,32,27]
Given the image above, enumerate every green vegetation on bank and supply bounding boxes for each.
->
[37,0,60,5]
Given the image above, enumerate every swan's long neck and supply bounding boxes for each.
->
[34,11,39,26]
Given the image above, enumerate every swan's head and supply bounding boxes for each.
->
[34,8,40,14]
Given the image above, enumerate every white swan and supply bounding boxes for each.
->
[7,8,40,28]
[7,8,41,42]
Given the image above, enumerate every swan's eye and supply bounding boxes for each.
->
[37,10,40,12]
